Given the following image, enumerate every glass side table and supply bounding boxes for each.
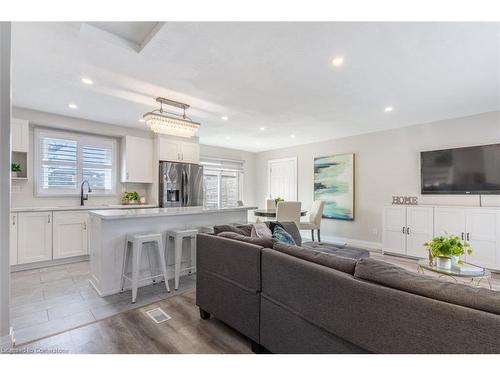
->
[417,259,492,290]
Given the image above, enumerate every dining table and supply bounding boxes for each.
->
[253,208,307,218]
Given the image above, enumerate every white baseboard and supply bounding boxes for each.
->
[304,234,382,252]
[0,327,14,349]
[11,255,89,272]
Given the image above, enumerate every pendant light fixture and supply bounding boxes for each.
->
[143,97,200,138]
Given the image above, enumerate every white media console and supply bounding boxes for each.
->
[382,205,500,271]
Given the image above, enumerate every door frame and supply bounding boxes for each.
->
[267,157,298,200]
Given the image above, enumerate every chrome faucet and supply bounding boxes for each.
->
[80,180,92,206]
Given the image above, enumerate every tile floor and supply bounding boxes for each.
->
[10,261,195,345]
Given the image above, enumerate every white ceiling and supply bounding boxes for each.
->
[12,22,500,152]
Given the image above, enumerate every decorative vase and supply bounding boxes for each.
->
[436,256,452,269]
[11,172,19,178]
[451,255,460,265]
[428,249,434,266]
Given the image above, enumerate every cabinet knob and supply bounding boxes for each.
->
[12,215,15,226]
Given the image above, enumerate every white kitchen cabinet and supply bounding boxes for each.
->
[121,136,153,183]
[10,213,18,266]
[382,205,434,258]
[53,211,89,260]
[18,211,53,264]
[11,118,29,152]
[157,136,200,164]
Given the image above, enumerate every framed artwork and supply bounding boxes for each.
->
[314,153,355,220]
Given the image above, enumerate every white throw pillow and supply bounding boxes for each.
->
[251,222,272,238]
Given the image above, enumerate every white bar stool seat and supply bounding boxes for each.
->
[121,233,170,303]
[166,228,198,290]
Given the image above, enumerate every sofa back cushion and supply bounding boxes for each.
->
[273,242,357,275]
[213,224,253,237]
[354,257,500,315]
[217,231,275,248]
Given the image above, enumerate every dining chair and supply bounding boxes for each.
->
[299,200,325,242]
[276,201,302,227]
[266,199,276,209]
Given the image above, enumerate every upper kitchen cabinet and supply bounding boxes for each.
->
[12,118,29,152]
[11,118,29,180]
[157,135,200,164]
[120,136,153,183]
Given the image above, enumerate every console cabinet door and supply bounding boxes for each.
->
[10,213,18,266]
[406,206,434,258]
[382,206,407,255]
[53,211,89,259]
[433,207,466,239]
[18,211,52,264]
[465,209,499,269]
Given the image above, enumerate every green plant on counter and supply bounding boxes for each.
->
[121,191,140,204]
[424,234,472,260]
[11,163,21,172]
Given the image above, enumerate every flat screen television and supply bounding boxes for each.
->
[421,143,500,194]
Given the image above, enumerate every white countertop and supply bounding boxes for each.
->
[89,206,258,220]
[11,204,157,213]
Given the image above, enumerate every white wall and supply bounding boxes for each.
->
[255,111,500,247]
[11,107,153,208]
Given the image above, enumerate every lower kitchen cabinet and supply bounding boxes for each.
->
[17,211,53,264]
[10,213,18,266]
[53,211,89,259]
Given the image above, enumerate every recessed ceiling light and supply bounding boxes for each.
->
[68,103,78,109]
[225,136,231,140]
[81,77,93,85]
[290,134,296,139]
[139,118,145,123]
[221,115,229,121]
[332,56,344,67]
[259,127,265,131]
[384,106,394,112]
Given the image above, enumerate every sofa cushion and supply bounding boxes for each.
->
[213,224,253,237]
[217,231,275,248]
[273,242,358,275]
[272,226,296,245]
[303,241,370,259]
[251,222,273,238]
[268,221,302,246]
[354,257,500,315]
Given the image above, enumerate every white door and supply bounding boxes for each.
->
[406,206,434,258]
[465,209,499,269]
[180,142,200,163]
[18,211,52,264]
[53,211,89,259]
[10,213,18,266]
[434,207,466,239]
[382,206,407,255]
[268,157,297,201]
[158,137,181,162]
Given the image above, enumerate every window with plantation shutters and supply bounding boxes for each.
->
[201,157,244,208]
[35,128,117,196]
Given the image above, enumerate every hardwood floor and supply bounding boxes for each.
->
[14,250,500,354]
[15,291,252,354]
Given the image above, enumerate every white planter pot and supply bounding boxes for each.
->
[11,171,19,178]
[436,257,452,269]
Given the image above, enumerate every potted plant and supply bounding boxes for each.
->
[274,197,284,206]
[121,191,140,205]
[11,163,21,178]
[424,235,472,269]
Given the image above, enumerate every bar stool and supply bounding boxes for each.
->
[121,233,170,303]
[166,229,198,290]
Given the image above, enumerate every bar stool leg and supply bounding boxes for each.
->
[174,235,182,290]
[146,242,155,284]
[120,240,129,293]
[157,236,170,293]
[131,240,141,303]
[189,235,196,274]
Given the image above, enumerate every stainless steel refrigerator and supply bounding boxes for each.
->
[159,161,204,207]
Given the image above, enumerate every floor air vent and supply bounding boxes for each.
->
[145,307,172,324]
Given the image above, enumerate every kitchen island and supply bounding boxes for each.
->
[88,206,256,296]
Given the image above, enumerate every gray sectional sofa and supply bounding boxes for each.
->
[195,225,500,354]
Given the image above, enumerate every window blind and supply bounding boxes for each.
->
[35,128,117,196]
[201,157,244,208]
